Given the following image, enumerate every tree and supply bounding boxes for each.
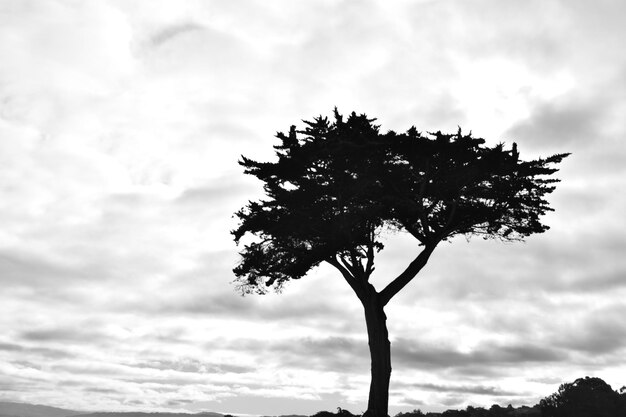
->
[232,109,568,417]
[539,376,621,417]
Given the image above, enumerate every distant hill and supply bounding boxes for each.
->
[0,405,230,417]
[0,402,83,417]
[0,405,310,417]
[74,413,224,417]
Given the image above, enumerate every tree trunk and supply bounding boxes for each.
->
[363,293,391,417]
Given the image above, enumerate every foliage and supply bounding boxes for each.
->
[311,408,359,417]
[539,376,626,417]
[394,411,425,417]
[441,410,469,417]
[232,109,568,294]
[302,376,626,417]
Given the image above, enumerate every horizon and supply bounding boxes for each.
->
[0,401,259,417]
[0,393,576,416]
[1,0,625,416]
[5,379,626,416]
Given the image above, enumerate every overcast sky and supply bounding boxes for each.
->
[1,0,625,415]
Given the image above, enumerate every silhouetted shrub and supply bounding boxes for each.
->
[465,406,488,417]
[441,410,469,417]
[619,388,626,415]
[435,404,540,417]
[311,412,338,417]
[509,406,540,416]
[539,376,621,417]
[311,408,358,417]
[394,410,424,417]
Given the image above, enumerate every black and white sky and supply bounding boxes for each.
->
[1,0,625,415]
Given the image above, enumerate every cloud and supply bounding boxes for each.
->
[131,359,254,375]
[550,304,626,356]
[277,336,369,373]
[84,387,125,395]
[21,328,105,344]
[213,335,369,375]
[175,180,258,207]
[402,382,520,397]
[504,83,625,178]
[141,24,256,78]
[0,249,86,289]
[0,0,135,133]
[148,22,204,47]
[507,97,607,150]
[193,392,354,416]
[0,341,73,361]
[392,337,564,372]
[0,343,23,352]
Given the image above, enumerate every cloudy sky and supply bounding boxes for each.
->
[1,0,625,415]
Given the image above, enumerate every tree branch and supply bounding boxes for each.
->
[402,220,427,243]
[436,200,458,240]
[379,244,437,306]
[349,248,365,279]
[327,256,365,301]
[338,254,352,271]
[418,204,432,238]
[364,240,375,277]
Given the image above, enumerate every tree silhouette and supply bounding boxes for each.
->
[539,376,623,417]
[232,109,568,417]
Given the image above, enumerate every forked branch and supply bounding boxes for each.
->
[327,256,366,301]
[379,244,437,306]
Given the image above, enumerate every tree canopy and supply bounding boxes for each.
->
[232,109,568,297]
[539,376,626,417]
